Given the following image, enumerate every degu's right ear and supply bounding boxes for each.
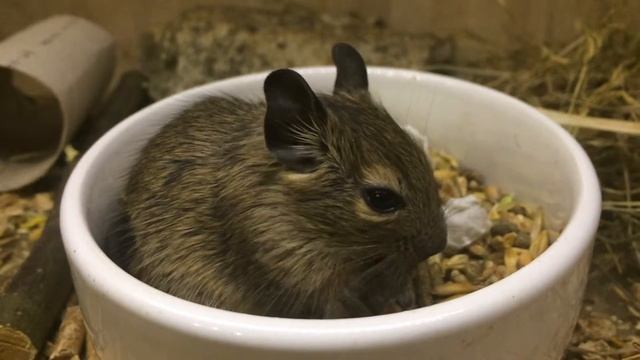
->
[263,69,328,173]
[332,43,369,94]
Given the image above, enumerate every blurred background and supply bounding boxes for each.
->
[3,0,640,76]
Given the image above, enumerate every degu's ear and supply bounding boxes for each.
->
[332,43,369,94]
[263,69,327,172]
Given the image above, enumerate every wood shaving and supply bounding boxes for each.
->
[49,304,85,360]
[0,191,53,292]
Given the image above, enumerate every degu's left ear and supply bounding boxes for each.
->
[332,42,369,94]
[263,69,327,173]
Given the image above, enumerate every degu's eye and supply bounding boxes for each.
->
[361,187,405,214]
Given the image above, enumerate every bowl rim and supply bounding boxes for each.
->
[60,66,601,351]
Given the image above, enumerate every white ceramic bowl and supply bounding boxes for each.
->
[60,67,601,360]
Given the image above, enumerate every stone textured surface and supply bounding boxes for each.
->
[140,3,454,99]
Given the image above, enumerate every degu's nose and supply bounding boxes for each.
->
[414,223,447,261]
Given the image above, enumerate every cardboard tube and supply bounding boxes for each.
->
[0,15,115,191]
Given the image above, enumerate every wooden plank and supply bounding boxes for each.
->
[2,0,639,74]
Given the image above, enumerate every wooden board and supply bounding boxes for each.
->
[1,0,639,76]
